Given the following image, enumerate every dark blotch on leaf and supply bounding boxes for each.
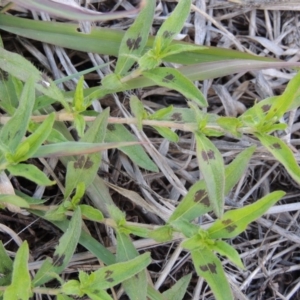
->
[222,219,237,233]
[162,31,174,39]
[52,254,65,267]
[74,156,93,169]
[162,74,175,83]
[194,190,210,207]
[170,113,183,121]
[261,104,271,113]
[106,278,114,282]
[226,224,237,233]
[200,262,217,274]
[105,270,113,279]
[222,219,233,225]
[272,143,281,150]
[107,124,116,131]
[201,150,215,162]
[126,36,142,50]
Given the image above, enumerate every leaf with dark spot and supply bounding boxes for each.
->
[107,124,116,131]
[271,143,281,149]
[222,219,232,226]
[106,278,114,283]
[105,270,113,279]
[170,112,183,121]
[226,224,237,232]
[52,254,65,267]
[261,104,271,113]
[162,74,175,83]
[207,150,215,160]
[74,156,85,169]
[126,36,142,50]
[193,190,210,207]
[162,31,174,39]
[200,262,217,274]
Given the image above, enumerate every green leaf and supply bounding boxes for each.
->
[3,241,32,300]
[148,225,174,242]
[0,47,69,109]
[208,240,244,270]
[143,68,207,107]
[80,204,104,222]
[0,241,13,288]
[0,195,30,208]
[147,286,167,300]
[130,95,145,131]
[87,290,113,300]
[73,76,86,112]
[107,204,126,225]
[265,71,300,121]
[191,248,233,300]
[207,191,285,239]
[162,273,192,300]
[74,114,86,138]
[161,44,207,59]
[33,207,82,286]
[116,232,148,300]
[0,74,20,115]
[82,253,151,291]
[7,163,56,186]
[256,133,300,184]
[61,280,82,297]
[153,126,179,142]
[217,117,242,137]
[9,113,55,163]
[0,77,35,153]
[168,146,255,223]
[153,0,192,54]
[105,124,158,172]
[64,109,108,199]
[57,295,74,300]
[150,105,174,120]
[170,219,199,239]
[195,132,225,218]
[163,274,192,300]
[115,0,155,76]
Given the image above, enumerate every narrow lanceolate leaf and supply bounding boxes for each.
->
[33,207,82,286]
[116,0,155,76]
[87,290,113,300]
[0,195,30,208]
[7,164,55,186]
[105,124,158,172]
[195,132,225,218]
[256,133,300,184]
[116,232,148,300]
[0,77,35,153]
[64,109,108,199]
[207,191,285,239]
[73,76,86,112]
[80,205,104,222]
[191,248,233,300]
[3,241,32,300]
[0,47,68,109]
[168,146,256,223]
[147,286,167,300]
[207,241,244,270]
[130,96,145,131]
[9,113,55,163]
[153,0,192,54]
[265,71,300,121]
[0,241,13,288]
[84,253,151,290]
[162,273,192,300]
[143,68,207,107]
[10,0,142,21]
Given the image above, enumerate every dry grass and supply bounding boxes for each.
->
[1,0,300,299]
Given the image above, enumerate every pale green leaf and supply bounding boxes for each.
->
[208,240,244,270]
[116,0,155,76]
[130,96,145,131]
[147,286,167,300]
[7,163,56,186]
[87,290,113,300]
[0,241,13,288]
[116,232,148,300]
[73,76,85,112]
[105,124,158,172]
[148,225,174,242]
[84,253,151,290]
[153,126,179,142]
[0,77,35,153]
[80,204,104,222]
[195,132,225,218]
[61,280,81,296]
[207,191,285,239]
[74,114,86,138]
[0,195,29,208]
[143,68,207,107]
[162,273,192,300]
[11,113,55,162]
[191,248,233,300]
[256,133,300,184]
[64,109,109,199]
[153,0,192,54]
[33,207,82,286]
[3,241,32,300]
